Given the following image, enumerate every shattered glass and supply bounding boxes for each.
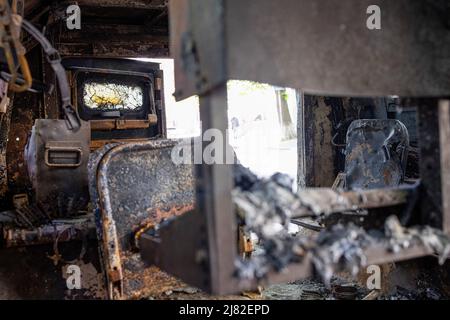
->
[83,82,143,111]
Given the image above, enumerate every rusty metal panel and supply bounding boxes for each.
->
[89,139,195,299]
[227,0,449,97]
[0,90,12,202]
[417,100,446,231]
[300,96,337,187]
[439,100,450,234]
[172,0,450,99]
[169,0,195,99]
[46,1,169,58]
[76,0,168,9]
[415,99,450,233]
[170,0,226,100]
[24,119,91,218]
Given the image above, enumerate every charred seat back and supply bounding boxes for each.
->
[344,119,409,190]
[88,139,194,299]
[25,119,91,217]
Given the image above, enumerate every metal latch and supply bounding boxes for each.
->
[44,141,83,167]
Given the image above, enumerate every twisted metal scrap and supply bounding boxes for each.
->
[385,215,450,265]
[232,166,450,285]
[233,165,369,282]
[233,166,306,279]
[310,223,373,287]
[302,202,448,288]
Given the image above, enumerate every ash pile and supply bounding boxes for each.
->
[232,165,450,292]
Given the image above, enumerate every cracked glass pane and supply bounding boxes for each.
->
[83,82,143,111]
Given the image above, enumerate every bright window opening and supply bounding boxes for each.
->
[144,58,297,183]
[83,82,144,111]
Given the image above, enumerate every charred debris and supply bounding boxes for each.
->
[233,165,450,286]
[0,0,449,300]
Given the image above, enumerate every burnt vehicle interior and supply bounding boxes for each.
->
[0,0,449,301]
[64,58,165,146]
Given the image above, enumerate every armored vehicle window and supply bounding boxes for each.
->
[76,71,153,121]
[83,82,143,111]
